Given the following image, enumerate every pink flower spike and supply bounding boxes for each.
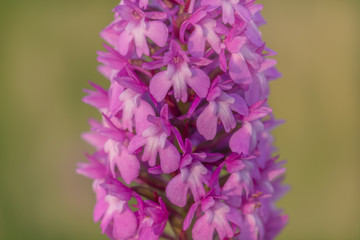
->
[80,1,287,239]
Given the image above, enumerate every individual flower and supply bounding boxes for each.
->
[147,40,210,102]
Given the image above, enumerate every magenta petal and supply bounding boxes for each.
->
[112,206,137,239]
[229,121,252,155]
[196,103,218,140]
[192,214,215,240]
[159,141,180,173]
[187,68,210,98]
[165,174,189,207]
[149,71,172,102]
[188,25,206,57]
[145,21,168,47]
[229,53,252,85]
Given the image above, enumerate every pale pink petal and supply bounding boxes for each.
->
[165,174,189,207]
[233,3,252,23]
[172,70,188,102]
[118,30,133,56]
[118,147,140,184]
[229,53,252,85]
[135,100,155,134]
[196,103,218,140]
[218,102,236,132]
[133,29,149,57]
[149,71,172,102]
[229,121,252,155]
[229,93,249,116]
[192,214,215,240]
[128,135,146,153]
[226,36,247,53]
[145,21,168,47]
[187,68,210,98]
[222,1,235,24]
[188,25,206,57]
[113,207,138,239]
[159,141,180,173]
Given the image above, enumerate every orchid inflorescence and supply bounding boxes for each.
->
[77,0,288,239]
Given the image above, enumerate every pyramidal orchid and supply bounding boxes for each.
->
[78,0,288,239]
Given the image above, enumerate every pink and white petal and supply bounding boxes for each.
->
[145,21,168,47]
[203,20,221,53]
[222,1,235,24]
[196,103,218,140]
[229,121,252,155]
[172,70,188,102]
[187,68,210,98]
[218,102,236,132]
[112,207,138,239]
[142,138,159,166]
[188,25,206,57]
[159,141,180,173]
[192,214,215,240]
[149,71,172,102]
[165,174,189,207]
[118,148,140,184]
[133,30,149,57]
[229,53,252,85]
[118,30,133,56]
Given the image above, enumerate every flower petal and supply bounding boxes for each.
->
[229,121,252,155]
[188,25,206,57]
[113,206,138,239]
[149,71,172,102]
[118,30,133,56]
[196,103,218,140]
[165,174,189,207]
[192,214,215,240]
[145,21,168,47]
[159,141,180,173]
[229,53,252,85]
[187,68,210,99]
[118,147,140,184]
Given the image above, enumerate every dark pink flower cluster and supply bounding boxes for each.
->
[78,0,288,239]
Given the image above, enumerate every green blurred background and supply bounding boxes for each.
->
[0,0,359,239]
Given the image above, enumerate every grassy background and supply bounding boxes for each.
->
[0,0,359,239]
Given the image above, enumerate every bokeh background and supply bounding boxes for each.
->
[0,0,359,239]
